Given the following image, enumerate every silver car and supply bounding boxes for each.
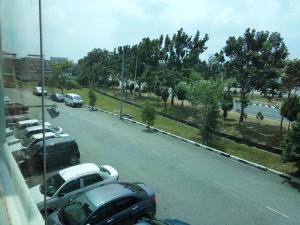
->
[29,163,119,214]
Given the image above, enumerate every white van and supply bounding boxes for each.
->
[64,93,83,107]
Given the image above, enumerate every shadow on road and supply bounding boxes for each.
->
[142,128,158,133]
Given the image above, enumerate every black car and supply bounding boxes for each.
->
[22,136,80,171]
[50,93,65,102]
[5,102,29,115]
[135,218,190,225]
[47,182,156,225]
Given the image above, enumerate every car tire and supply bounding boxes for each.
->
[68,155,79,165]
[40,208,54,218]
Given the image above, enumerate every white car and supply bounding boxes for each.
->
[33,86,47,96]
[14,125,63,140]
[29,163,119,214]
[64,93,83,107]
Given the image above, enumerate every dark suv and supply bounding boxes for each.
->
[23,137,80,170]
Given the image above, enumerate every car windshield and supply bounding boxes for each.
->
[121,183,146,195]
[27,144,41,156]
[73,96,81,100]
[99,166,111,175]
[21,136,36,147]
[60,202,92,225]
[40,173,65,197]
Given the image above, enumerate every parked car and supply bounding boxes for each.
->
[15,124,63,139]
[135,218,190,225]
[5,102,29,115]
[5,115,30,128]
[64,93,83,107]
[33,86,47,96]
[50,93,65,102]
[20,132,69,149]
[4,96,11,104]
[21,136,80,171]
[11,132,70,162]
[14,119,45,133]
[47,182,156,225]
[29,163,119,214]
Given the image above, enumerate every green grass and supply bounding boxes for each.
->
[66,87,296,174]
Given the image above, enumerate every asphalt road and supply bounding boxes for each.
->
[5,88,300,225]
[234,102,284,121]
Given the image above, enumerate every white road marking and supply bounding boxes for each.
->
[214,181,231,190]
[151,150,161,156]
[266,206,289,218]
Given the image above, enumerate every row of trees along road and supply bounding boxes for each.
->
[46,28,300,170]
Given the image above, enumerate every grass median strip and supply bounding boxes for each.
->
[67,88,296,174]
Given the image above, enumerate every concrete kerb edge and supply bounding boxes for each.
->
[87,105,300,185]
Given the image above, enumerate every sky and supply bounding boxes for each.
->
[1,0,300,62]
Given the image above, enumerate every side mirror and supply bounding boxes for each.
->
[58,192,65,197]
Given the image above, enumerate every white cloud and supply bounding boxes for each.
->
[1,0,299,61]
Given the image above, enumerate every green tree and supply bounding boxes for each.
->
[223,28,288,123]
[280,96,300,130]
[88,89,97,111]
[162,28,209,105]
[174,82,188,107]
[188,80,223,144]
[141,101,156,129]
[221,92,233,120]
[281,114,300,172]
[283,59,300,97]
[256,111,264,127]
[50,61,73,94]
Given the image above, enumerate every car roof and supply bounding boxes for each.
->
[31,132,55,139]
[37,136,74,145]
[58,163,100,181]
[66,93,80,97]
[25,123,52,132]
[84,183,133,208]
[18,119,39,125]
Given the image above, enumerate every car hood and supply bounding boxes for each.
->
[47,211,63,225]
[164,218,190,225]
[29,185,50,204]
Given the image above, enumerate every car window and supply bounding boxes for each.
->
[83,174,103,187]
[59,179,80,194]
[89,203,117,223]
[114,197,139,213]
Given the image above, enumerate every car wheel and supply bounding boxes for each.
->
[68,155,79,165]
[40,208,54,218]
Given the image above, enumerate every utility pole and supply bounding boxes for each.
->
[38,0,47,224]
[120,54,124,119]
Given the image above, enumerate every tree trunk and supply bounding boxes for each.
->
[223,110,227,121]
[280,116,284,133]
[239,91,246,124]
[288,121,291,130]
[181,100,184,107]
[138,81,142,97]
[171,94,175,106]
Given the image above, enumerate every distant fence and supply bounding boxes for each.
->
[95,89,282,155]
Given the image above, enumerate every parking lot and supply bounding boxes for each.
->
[5,88,300,225]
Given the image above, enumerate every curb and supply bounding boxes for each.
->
[84,104,300,186]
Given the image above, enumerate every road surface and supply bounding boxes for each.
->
[5,88,300,225]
